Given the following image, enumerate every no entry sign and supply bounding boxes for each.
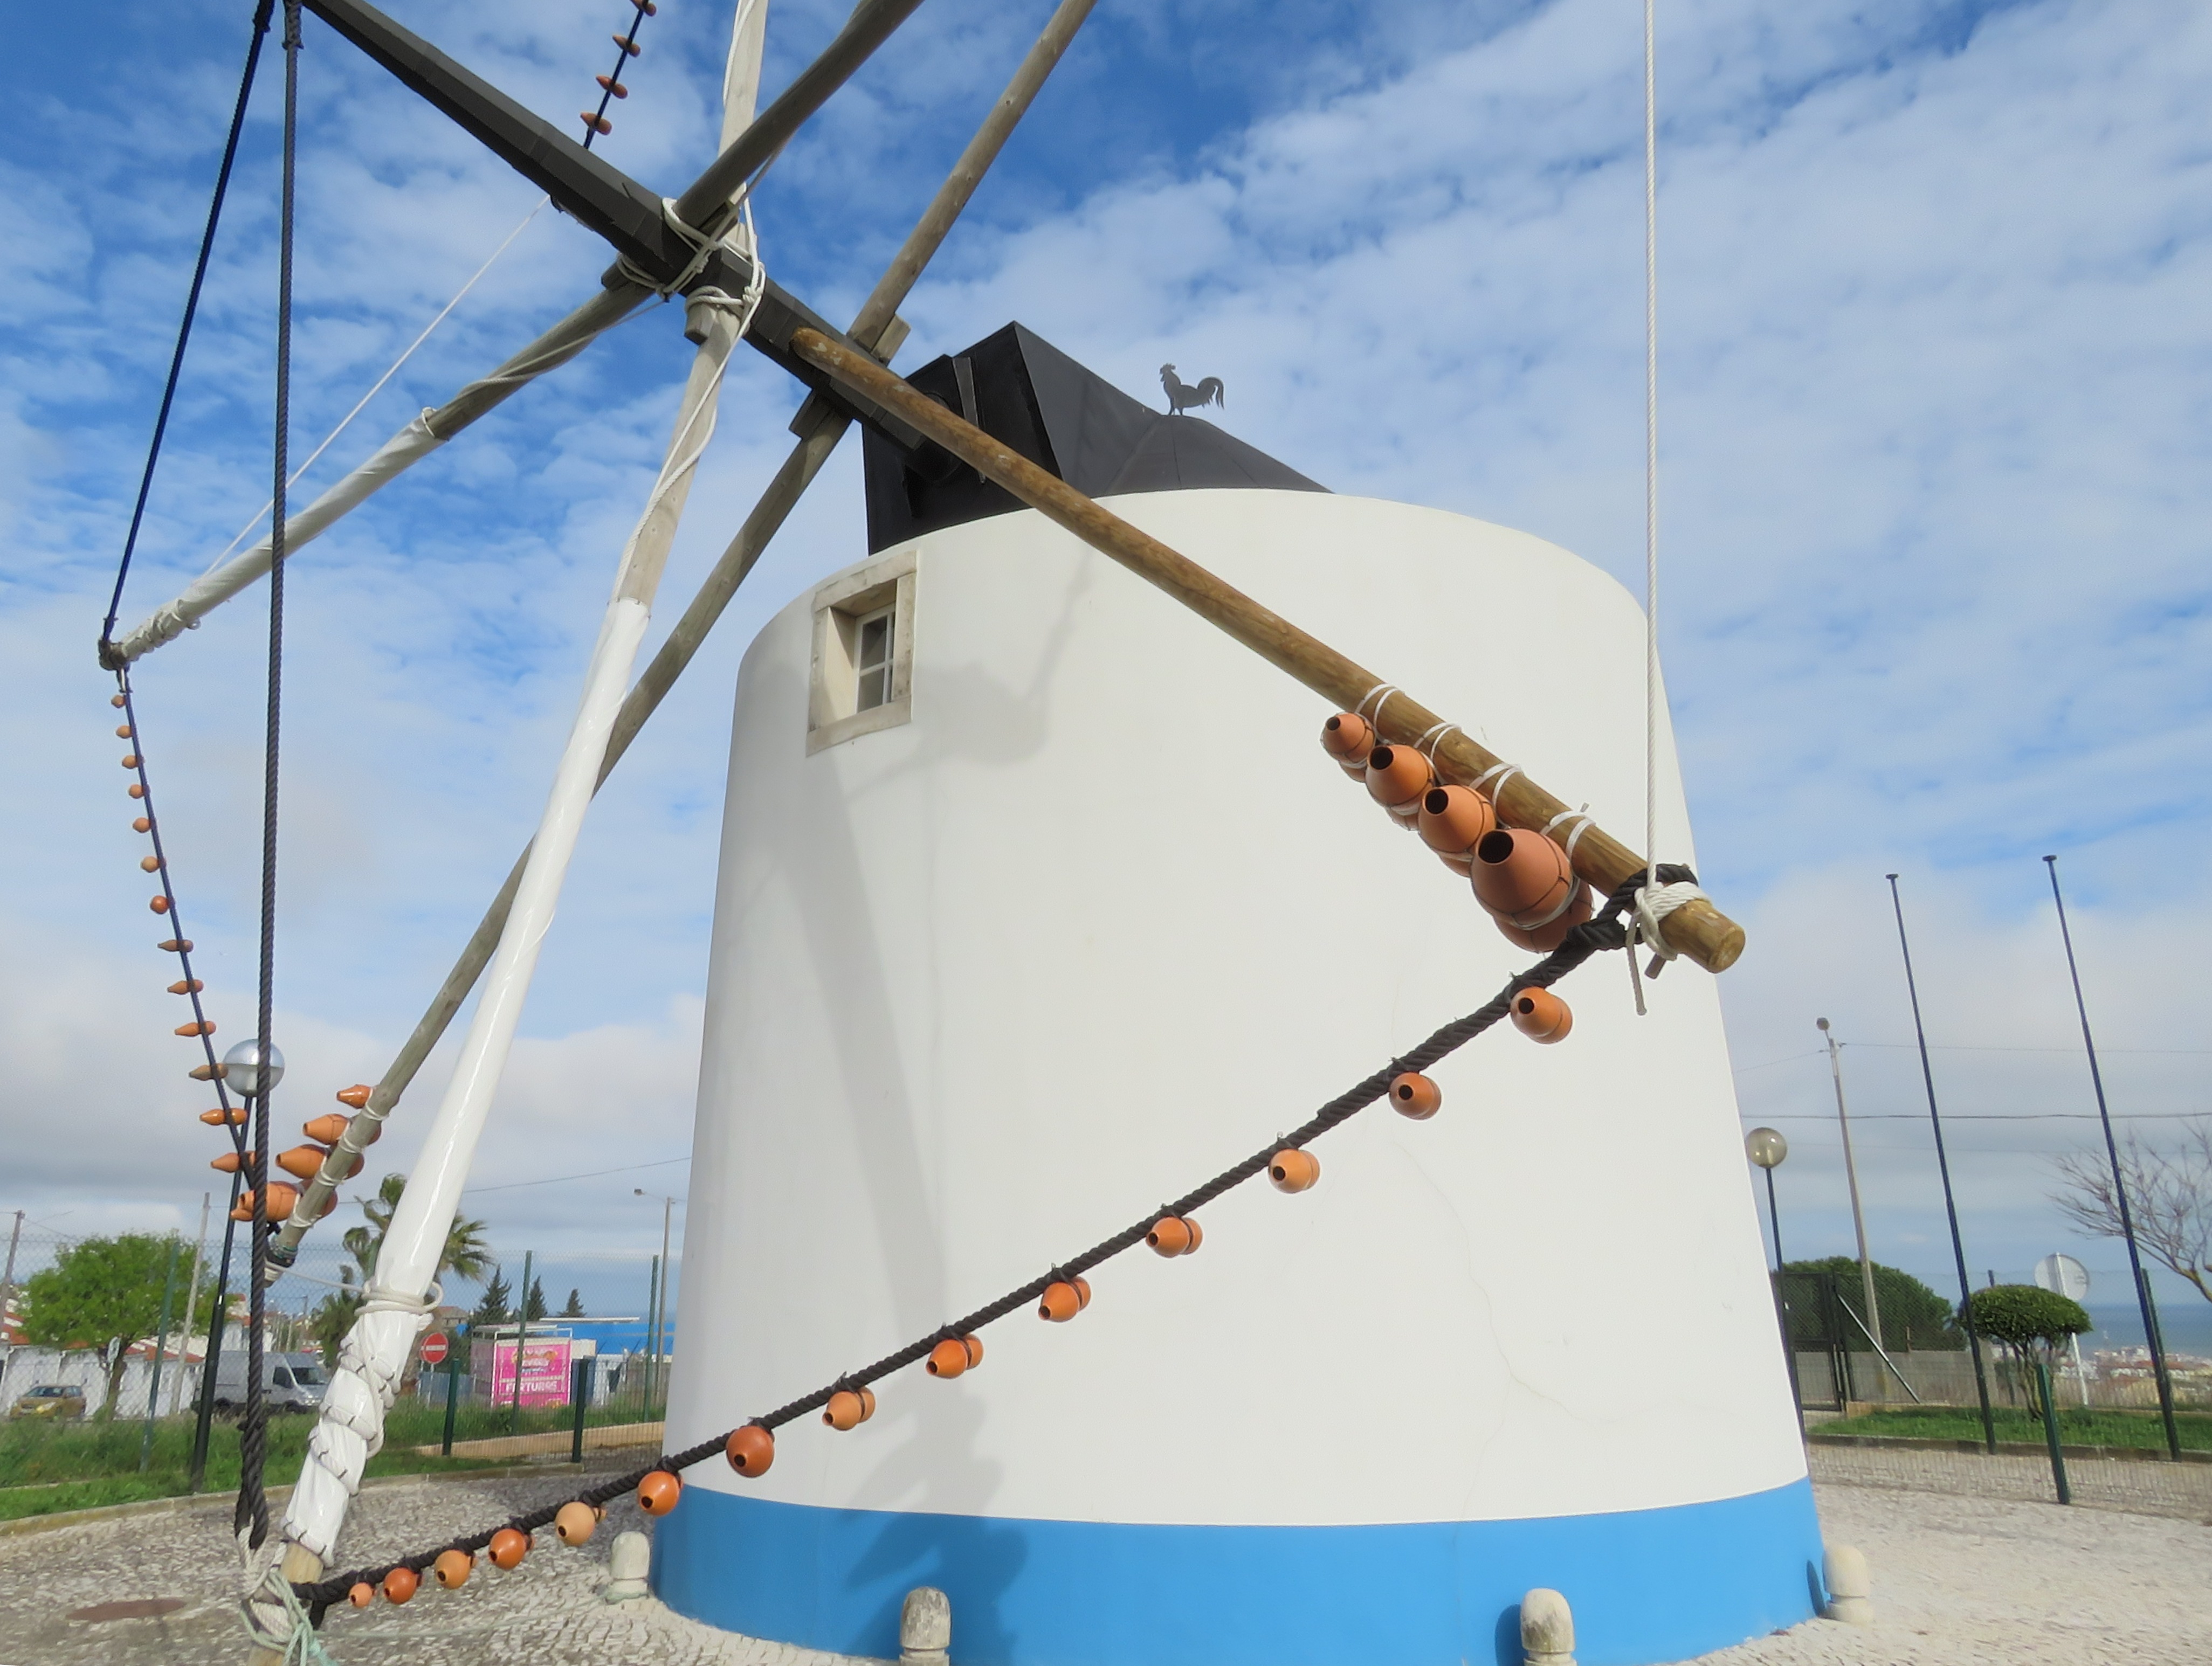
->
[420,1331,449,1366]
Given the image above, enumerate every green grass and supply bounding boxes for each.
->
[1819,1403,2212,1451]
[0,1393,664,1523]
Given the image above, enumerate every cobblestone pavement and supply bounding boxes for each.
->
[0,1461,860,1666]
[2,1470,2207,1665]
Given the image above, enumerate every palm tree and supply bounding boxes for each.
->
[342,1173,494,1288]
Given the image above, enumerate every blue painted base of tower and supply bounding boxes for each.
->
[653,1478,1823,1666]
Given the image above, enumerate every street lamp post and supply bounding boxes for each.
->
[1817,1020,1886,1373]
[2043,854,2182,1461]
[1746,1126,1802,1433]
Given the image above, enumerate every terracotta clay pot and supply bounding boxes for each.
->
[1363,745,1434,820]
[1147,1215,1202,1256]
[927,1337,968,1377]
[1417,786,1496,867]
[336,1084,373,1109]
[726,1425,776,1477]
[200,1107,245,1126]
[1510,987,1574,1043]
[637,1471,682,1517]
[554,1502,597,1545]
[275,1145,337,1181]
[1039,1280,1089,1322]
[489,1527,530,1570]
[301,1113,349,1144]
[1489,883,1592,951]
[433,1550,472,1589]
[230,1184,298,1221]
[211,1151,253,1175]
[1320,711,1375,776]
[1269,1149,1321,1193]
[1469,828,1576,923]
[1389,1071,1443,1119]
[962,1334,986,1369]
[348,1582,374,1608]
[382,1566,419,1605]
[823,1388,875,1430]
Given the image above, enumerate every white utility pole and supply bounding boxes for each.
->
[171,1193,211,1415]
[1818,1019,1885,1364]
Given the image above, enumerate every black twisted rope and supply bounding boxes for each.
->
[237,0,302,1552]
[99,0,275,662]
[298,867,1692,1613]
[581,1,659,148]
[114,678,252,1489]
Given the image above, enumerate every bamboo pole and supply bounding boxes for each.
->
[789,327,1747,974]
[272,0,1107,1262]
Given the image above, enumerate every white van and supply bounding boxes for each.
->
[209,1351,327,1414]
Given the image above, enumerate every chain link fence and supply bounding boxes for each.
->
[1776,1267,2212,1521]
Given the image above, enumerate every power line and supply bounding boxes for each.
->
[1742,1110,2204,1123]
[463,1156,687,1196]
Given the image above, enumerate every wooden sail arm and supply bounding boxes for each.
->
[299,0,925,450]
[788,327,1746,975]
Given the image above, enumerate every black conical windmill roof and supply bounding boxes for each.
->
[861,323,1325,552]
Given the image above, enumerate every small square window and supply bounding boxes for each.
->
[854,606,895,713]
[809,549,917,753]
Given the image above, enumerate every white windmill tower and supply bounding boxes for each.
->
[94,4,1827,1662]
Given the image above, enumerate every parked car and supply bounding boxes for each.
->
[9,1384,87,1421]
[209,1351,327,1414]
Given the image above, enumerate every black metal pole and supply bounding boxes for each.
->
[570,1353,591,1465]
[1758,1166,1806,1434]
[2035,1359,2071,1504]
[137,1235,182,1472]
[441,1330,461,1457]
[1763,1167,1784,1270]
[2044,854,2182,1460]
[188,1174,244,1491]
[1885,874,1999,1453]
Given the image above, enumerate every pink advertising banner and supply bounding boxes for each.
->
[487,1336,574,1408]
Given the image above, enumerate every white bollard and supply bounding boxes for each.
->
[1520,1588,1576,1665]
[603,1530,652,1602]
[1822,1545,1873,1627]
[901,1587,953,1666]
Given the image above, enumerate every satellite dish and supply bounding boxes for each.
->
[2034,1252,2090,1302]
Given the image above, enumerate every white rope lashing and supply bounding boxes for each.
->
[1631,0,1664,1017]
[200,199,549,579]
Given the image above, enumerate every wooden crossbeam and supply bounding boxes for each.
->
[789,328,1748,974]
[302,0,925,447]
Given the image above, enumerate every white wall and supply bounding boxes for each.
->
[669,489,1802,1528]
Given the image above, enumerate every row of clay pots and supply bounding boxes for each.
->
[348,977,1574,1610]
[221,1086,381,1221]
[350,1475,683,1608]
[1321,713,1593,952]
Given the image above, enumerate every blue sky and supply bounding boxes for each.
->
[3,0,2208,1329]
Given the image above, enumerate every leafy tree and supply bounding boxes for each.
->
[19,1234,208,1418]
[1782,1258,1963,1351]
[471,1267,513,1329]
[340,1173,494,1288]
[560,1288,585,1318]
[1967,1284,2090,1414]
[309,1289,364,1368]
[2052,1119,2212,1305]
[523,1277,548,1323]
